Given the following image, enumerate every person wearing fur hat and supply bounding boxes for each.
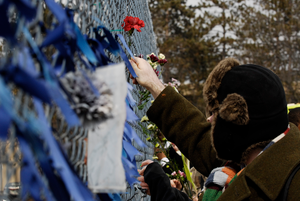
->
[130,57,300,201]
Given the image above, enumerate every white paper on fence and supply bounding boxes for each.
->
[88,62,127,193]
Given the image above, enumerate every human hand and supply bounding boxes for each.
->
[171,143,179,152]
[192,195,198,201]
[129,57,165,99]
[139,159,154,175]
[137,175,151,195]
[170,179,182,190]
[137,160,154,195]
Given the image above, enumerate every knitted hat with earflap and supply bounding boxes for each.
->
[203,58,288,163]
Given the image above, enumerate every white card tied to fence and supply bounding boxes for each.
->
[88,62,127,193]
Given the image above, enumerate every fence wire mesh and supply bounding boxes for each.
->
[0,0,157,200]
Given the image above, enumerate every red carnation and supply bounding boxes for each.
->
[150,54,159,62]
[122,16,145,33]
[158,59,168,65]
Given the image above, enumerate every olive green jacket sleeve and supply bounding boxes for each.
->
[147,86,223,177]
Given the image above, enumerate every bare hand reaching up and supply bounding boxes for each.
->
[129,57,165,99]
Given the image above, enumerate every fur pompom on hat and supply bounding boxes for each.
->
[203,58,288,163]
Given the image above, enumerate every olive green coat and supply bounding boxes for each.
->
[147,86,300,200]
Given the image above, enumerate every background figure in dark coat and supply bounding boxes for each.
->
[130,57,300,201]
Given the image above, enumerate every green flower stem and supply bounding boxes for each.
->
[157,137,193,199]
[128,31,133,47]
[138,90,151,110]
[175,174,190,198]
[184,181,192,198]
[138,122,193,197]
[186,179,193,198]
[159,65,164,77]
[155,135,181,178]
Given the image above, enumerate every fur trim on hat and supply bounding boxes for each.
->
[219,93,249,125]
[203,58,240,116]
[203,58,242,161]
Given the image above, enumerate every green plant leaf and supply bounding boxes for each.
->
[182,154,197,194]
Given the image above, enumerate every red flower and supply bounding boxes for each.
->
[158,59,168,65]
[122,16,145,33]
[150,54,159,62]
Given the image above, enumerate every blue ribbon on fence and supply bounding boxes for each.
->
[16,124,71,201]
[0,1,15,42]
[123,140,142,161]
[87,38,110,66]
[77,52,95,71]
[10,0,37,20]
[18,135,55,201]
[115,34,137,78]
[0,0,37,42]
[126,83,136,108]
[65,9,100,67]
[33,98,96,201]
[47,84,81,126]
[40,22,66,48]
[39,23,73,75]
[0,65,52,104]
[122,151,140,187]
[0,76,70,200]
[94,26,120,56]
[124,121,146,148]
[116,34,136,60]
[73,24,100,66]
[23,27,53,81]
[108,193,122,201]
[0,106,11,140]
[44,0,67,23]
[79,68,100,96]
[39,6,99,73]
[0,76,69,200]
[122,87,147,187]
[19,48,39,77]
[126,104,140,122]
[0,77,17,122]
[98,193,121,201]
[23,26,81,126]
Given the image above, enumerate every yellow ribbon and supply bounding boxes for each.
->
[287,103,300,113]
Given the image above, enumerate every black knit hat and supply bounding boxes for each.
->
[203,58,288,163]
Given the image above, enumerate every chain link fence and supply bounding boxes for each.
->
[0,0,157,200]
